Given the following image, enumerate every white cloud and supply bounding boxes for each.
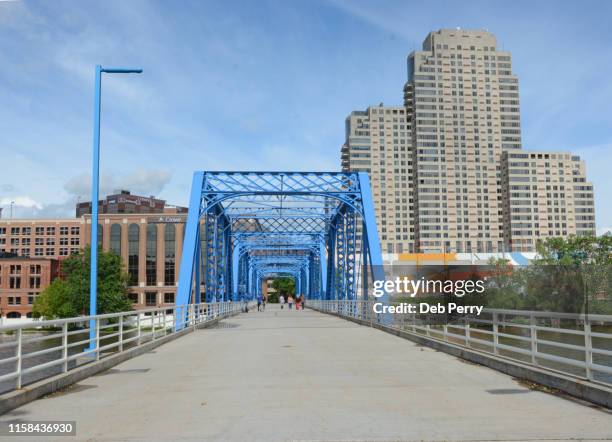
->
[64,169,172,199]
[0,196,42,209]
[0,169,173,220]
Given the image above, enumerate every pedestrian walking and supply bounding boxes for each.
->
[288,295,294,310]
[257,294,263,311]
[279,294,285,309]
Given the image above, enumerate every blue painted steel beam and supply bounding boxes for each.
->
[175,172,205,322]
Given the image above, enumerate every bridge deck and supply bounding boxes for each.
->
[2,305,610,441]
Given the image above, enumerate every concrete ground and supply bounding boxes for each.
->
[0,305,611,442]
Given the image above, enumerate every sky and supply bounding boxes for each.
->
[0,0,610,234]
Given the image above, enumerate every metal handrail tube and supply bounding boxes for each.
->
[592,347,612,356]
[21,345,65,360]
[496,332,532,343]
[20,358,68,377]
[0,372,19,383]
[534,326,585,336]
[495,342,535,356]
[466,336,494,347]
[98,341,123,353]
[98,331,122,341]
[0,341,18,350]
[66,338,94,349]
[533,351,588,369]
[536,338,589,352]
[17,332,66,345]
[0,356,19,366]
[591,362,612,375]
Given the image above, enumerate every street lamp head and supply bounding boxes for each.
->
[100,67,143,74]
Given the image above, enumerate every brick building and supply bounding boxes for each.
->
[76,190,187,217]
[0,254,59,320]
[0,192,190,319]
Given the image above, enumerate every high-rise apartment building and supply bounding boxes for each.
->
[404,29,521,253]
[343,29,595,254]
[501,150,595,251]
[341,105,415,253]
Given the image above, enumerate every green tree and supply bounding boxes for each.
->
[531,235,612,313]
[33,246,132,319]
[271,277,296,298]
[484,258,527,309]
[484,235,611,313]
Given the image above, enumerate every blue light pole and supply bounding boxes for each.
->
[89,65,142,352]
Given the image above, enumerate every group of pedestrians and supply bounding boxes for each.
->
[279,294,305,310]
[255,293,306,311]
[256,294,266,311]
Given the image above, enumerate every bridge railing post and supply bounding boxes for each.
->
[529,313,537,365]
[62,322,68,373]
[492,312,499,355]
[95,318,100,361]
[137,314,142,346]
[584,318,593,381]
[118,315,124,352]
[16,328,22,390]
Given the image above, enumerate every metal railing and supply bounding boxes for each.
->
[309,300,612,386]
[0,302,243,394]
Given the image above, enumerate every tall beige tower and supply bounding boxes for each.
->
[404,29,521,253]
[342,105,414,253]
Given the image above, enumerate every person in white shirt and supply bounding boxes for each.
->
[279,294,285,309]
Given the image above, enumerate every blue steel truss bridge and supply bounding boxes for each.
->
[175,171,387,309]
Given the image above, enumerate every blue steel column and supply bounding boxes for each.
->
[194,226,201,304]
[361,233,369,299]
[326,226,335,300]
[320,241,326,299]
[88,65,102,348]
[346,212,356,300]
[357,172,390,322]
[232,244,239,301]
[175,172,205,320]
[335,212,346,300]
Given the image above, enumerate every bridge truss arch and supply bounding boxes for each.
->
[175,171,386,309]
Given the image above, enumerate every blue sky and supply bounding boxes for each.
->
[0,0,610,233]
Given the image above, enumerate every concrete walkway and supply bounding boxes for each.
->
[1,305,611,441]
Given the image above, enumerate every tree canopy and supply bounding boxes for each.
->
[485,235,611,314]
[33,246,132,319]
[271,277,296,297]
